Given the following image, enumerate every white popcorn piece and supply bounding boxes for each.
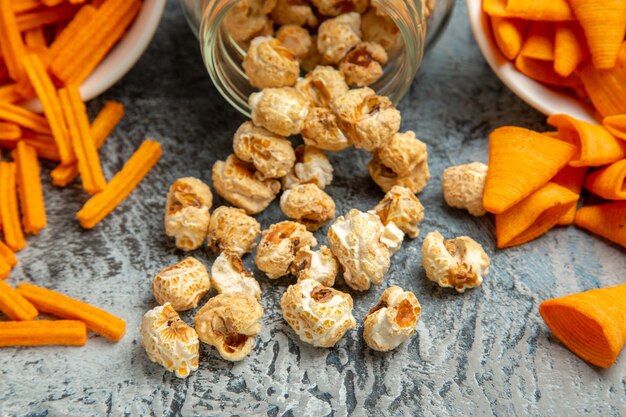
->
[280,183,336,231]
[442,162,488,216]
[152,257,211,311]
[211,251,261,300]
[317,12,362,64]
[249,87,311,136]
[243,36,300,89]
[282,145,334,190]
[373,185,425,239]
[291,245,339,287]
[206,206,261,256]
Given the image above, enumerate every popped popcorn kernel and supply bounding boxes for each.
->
[317,12,362,64]
[442,162,488,216]
[152,257,211,311]
[374,185,425,239]
[311,0,369,16]
[291,245,339,287]
[206,206,261,256]
[280,183,336,231]
[276,24,314,61]
[211,251,261,300]
[282,145,334,190]
[250,87,311,136]
[295,65,349,108]
[301,106,350,151]
[243,36,300,89]
[339,41,388,87]
[271,0,318,27]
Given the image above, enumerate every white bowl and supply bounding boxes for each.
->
[465,0,595,123]
[26,0,166,112]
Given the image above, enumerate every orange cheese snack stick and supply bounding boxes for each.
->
[584,159,626,200]
[50,0,138,83]
[0,241,17,268]
[539,283,626,368]
[505,0,575,21]
[22,54,73,165]
[0,0,28,84]
[0,122,21,140]
[48,5,96,60]
[491,17,528,60]
[0,84,22,103]
[51,100,124,187]
[59,86,106,194]
[0,259,10,280]
[0,280,38,321]
[495,182,578,248]
[16,5,78,32]
[66,1,141,86]
[14,141,47,234]
[77,139,161,229]
[483,127,578,214]
[0,320,87,347]
[12,0,41,14]
[17,283,126,341]
[575,201,626,248]
[0,162,26,252]
[0,138,61,162]
[0,102,51,135]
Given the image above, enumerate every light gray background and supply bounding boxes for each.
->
[1,1,625,416]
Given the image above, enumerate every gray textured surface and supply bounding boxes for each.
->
[1,1,625,416]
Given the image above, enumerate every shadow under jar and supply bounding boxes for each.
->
[180,0,455,117]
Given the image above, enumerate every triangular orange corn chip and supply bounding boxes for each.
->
[584,159,626,200]
[483,0,507,16]
[495,182,578,248]
[579,43,626,117]
[491,17,529,60]
[483,127,578,214]
[552,165,587,225]
[547,114,625,167]
[554,22,589,77]
[520,22,555,61]
[540,283,626,368]
[603,115,626,141]
[569,0,626,69]
[575,201,626,248]
[515,55,581,87]
[506,0,575,21]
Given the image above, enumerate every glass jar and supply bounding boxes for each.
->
[180,0,455,117]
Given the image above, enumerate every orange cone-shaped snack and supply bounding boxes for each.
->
[554,22,588,77]
[484,127,578,214]
[569,0,626,69]
[584,159,626,200]
[520,22,555,61]
[552,165,587,225]
[491,17,528,60]
[495,182,578,248]
[603,115,626,141]
[515,55,581,88]
[579,45,626,118]
[540,283,626,368]
[547,114,625,167]
[505,0,574,21]
[574,201,626,248]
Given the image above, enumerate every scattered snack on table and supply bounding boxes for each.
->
[13,141,46,234]
[0,162,27,252]
[332,87,400,152]
[539,283,626,368]
[243,36,300,89]
[301,106,350,151]
[327,209,393,291]
[194,293,263,361]
[249,87,310,136]
[574,202,626,249]
[0,280,38,321]
[17,283,126,341]
[422,231,490,293]
[206,206,261,256]
[373,186,425,239]
[141,303,199,378]
[290,245,338,287]
[280,183,336,231]
[210,251,261,300]
[442,162,488,216]
[152,257,211,312]
[482,0,626,120]
[232,121,296,180]
[363,286,421,352]
[164,177,213,251]
[282,145,334,190]
[212,154,281,215]
[255,221,317,279]
[0,241,17,280]
[280,278,356,348]
[0,320,87,347]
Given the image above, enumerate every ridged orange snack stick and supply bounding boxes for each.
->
[0,320,87,347]
[0,280,38,321]
[0,162,26,252]
[14,141,47,234]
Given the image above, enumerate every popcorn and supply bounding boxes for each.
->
[250,87,311,136]
[152,257,211,311]
[271,0,318,27]
[363,286,421,352]
[373,185,425,238]
[206,206,261,256]
[339,41,388,87]
[276,24,314,61]
[232,121,296,179]
[243,36,300,89]
[361,6,402,56]
[211,251,261,300]
[369,152,430,194]
[301,106,351,151]
[291,245,339,287]
[311,0,369,16]
[212,155,281,215]
[141,303,199,378]
[422,231,490,292]
[327,209,391,291]
[317,12,362,64]
[280,183,336,231]
[255,221,318,279]
[164,177,212,251]
[442,162,488,216]
[194,293,263,361]
[282,145,334,190]
[295,65,349,107]
[280,278,356,347]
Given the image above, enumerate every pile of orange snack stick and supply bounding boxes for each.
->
[483,114,626,250]
[0,0,162,280]
[484,0,626,119]
[0,281,126,346]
